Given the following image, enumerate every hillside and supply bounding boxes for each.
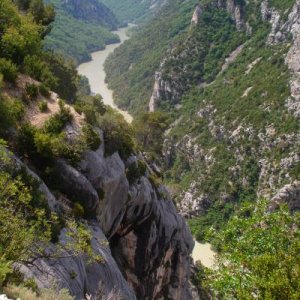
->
[105,0,300,221]
[105,0,300,296]
[100,0,167,23]
[1,0,300,299]
[44,0,120,64]
[0,1,194,299]
[104,0,198,113]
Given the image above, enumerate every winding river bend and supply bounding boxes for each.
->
[77,25,216,268]
[77,26,133,123]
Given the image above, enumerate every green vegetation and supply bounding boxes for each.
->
[99,110,134,159]
[4,285,74,300]
[133,111,169,158]
[104,0,197,113]
[44,0,120,64]
[100,0,157,23]
[126,160,147,184]
[205,200,300,300]
[25,83,39,100]
[269,0,295,11]
[38,100,48,112]
[0,58,18,83]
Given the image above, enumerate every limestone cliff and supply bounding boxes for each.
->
[14,131,194,299]
[149,0,246,111]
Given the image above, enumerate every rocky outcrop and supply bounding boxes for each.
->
[191,5,202,25]
[55,159,100,217]
[261,0,300,119]
[19,223,137,300]
[149,71,178,112]
[110,177,194,300]
[218,0,245,30]
[77,142,194,299]
[269,181,300,211]
[285,0,300,118]
[18,132,194,299]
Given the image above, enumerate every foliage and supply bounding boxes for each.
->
[25,83,39,100]
[44,0,120,64]
[133,111,169,157]
[101,0,157,23]
[0,94,24,137]
[43,102,72,134]
[82,124,101,151]
[0,58,18,83]
[38,100,48,112]
[269,0,295,11]
[74,94,107,125]
[104,0,196,114]
[39,84,50,97]
[205,200,300,300]
[0,141,55,286]
[23,55,57,89]
[29,0,55,26]
[126,160,147,185]
[0,0,42,65]
[99,110,134,159]
[4,284,74,300]
[43,54,78,102]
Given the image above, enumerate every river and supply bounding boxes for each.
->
[77,26,216,269]
[192,240,216,269]
[77,26,133,123]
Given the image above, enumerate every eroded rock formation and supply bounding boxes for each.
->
[16,131,194,299]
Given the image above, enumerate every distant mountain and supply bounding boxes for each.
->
[62,0,119,29]
[100,0,167,23]
[44,0,120,64]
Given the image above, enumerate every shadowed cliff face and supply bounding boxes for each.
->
[62,0,119,29]
[16,131,194,300]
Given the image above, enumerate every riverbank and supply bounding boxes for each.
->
[77,26,134,123]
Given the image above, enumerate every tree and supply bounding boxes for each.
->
[133,111,169,156]
[205,200,300,300]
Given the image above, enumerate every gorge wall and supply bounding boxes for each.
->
[15,131,194,300]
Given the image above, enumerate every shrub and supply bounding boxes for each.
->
[99,112,134,159]
[126,160,147,185]
[34,132,53,158]
[4,285,74,300]
[38,100,48,112]
[82,125,101,151]
[0,58,18,83]
[43,104,72,134]
[25,83,39,100]
[72,202,85,218]
[17,123,38,157]
[205,200,300,299]
[39,84,50,97]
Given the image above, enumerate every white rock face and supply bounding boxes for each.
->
[19,224,136,300]
[270,181,300,211]
[285,0,300,118]
[191,5,202,25]
[0,295,13,300]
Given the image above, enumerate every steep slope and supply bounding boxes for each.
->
[100,0,167,23]
[44,0,120,64]
[0,1,194,299]
[104,0,198,114]
[105,0,300,241]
